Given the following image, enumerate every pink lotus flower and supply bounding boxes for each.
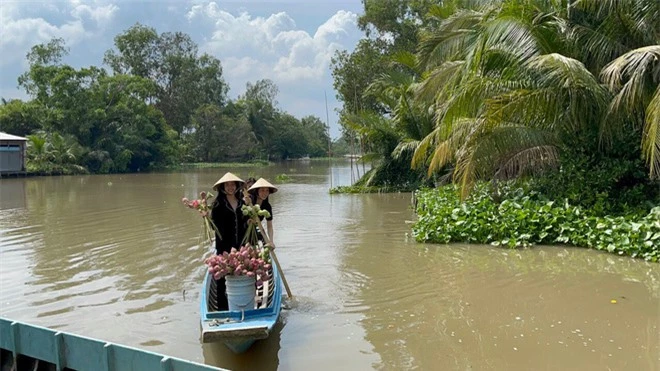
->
[204,244,272,285]
[182,190,221,244]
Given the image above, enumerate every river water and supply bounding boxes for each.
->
[1,161,658,370]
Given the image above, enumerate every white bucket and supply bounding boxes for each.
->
[225,275,256,311]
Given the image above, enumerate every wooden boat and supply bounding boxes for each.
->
[0,317,225,371]
[199,258,283,353]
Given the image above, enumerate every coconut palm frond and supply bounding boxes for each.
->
[527,53,605,93]
[601,45,660,109]
[570,24,630,70]
[428,118,482,176]
[439,8,488,33]
[644,85,660,179]
[390,51,418,71]
[483,16,542,62]
[575,0,660,47]
[495,145,560,180]
[598,45,660,149]
[414,60,466,104]
[573,0,631,15]
[392,139,420,160]
[417,29,479,69]
[439,75,532,134]
[428,140,454,176]
[367,69,417,113]
[523,53,609,132]
[417,8,488,69]
[411,126,442,170]
[632,3,660,42]
[486,88,562,130]
[453,147,478,200]
[608,71,647,119]
[449,124,559,197]
[481,46,526,76]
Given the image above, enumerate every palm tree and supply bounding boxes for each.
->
[26,133,50,166]
[600,46,660,178]
[411,0,659,197]
[339,51,436,189]
[48,132,83,165]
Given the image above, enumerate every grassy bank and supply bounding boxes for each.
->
[329,185,415,194]
[412,184,660,262]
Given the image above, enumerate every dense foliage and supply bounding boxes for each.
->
[331,0,659,257]
[413,185,660,262]
[333,0,659,195]
[1,24,336,174]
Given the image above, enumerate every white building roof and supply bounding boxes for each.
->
[0,132,28,141]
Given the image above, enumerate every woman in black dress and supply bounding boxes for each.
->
[210,172,248,310]
[248,178,278,247]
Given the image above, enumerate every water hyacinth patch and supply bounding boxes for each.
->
[205,243,272,285]
[412,184,660,262]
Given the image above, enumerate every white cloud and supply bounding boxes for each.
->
[188,3,359,89]
[0,0,361,138]
[185,2,361,137]
[70,3,118,28]
[0,1,118,67]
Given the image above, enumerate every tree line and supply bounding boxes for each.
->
[0,24,339,174]
[331,0,659,212]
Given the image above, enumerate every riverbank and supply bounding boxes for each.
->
[14,158,352,178]
[412,184,660,262]
[329,185,416,194]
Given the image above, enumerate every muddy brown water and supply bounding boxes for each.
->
[1,161,658,370]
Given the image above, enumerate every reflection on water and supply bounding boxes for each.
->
[1,161,658,370]
[202,320,283,371]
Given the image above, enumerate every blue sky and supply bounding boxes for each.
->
[0,0,365,138]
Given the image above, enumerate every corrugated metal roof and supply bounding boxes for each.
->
[0,132,28,141]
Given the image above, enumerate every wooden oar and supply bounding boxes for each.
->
[242,189,293,299]
[254,219,293,299]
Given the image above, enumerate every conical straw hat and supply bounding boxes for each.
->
[213,172,244,191]
[248,178,278,194]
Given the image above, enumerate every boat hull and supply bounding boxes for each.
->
[0,317,225,371]
[200,259,283,353]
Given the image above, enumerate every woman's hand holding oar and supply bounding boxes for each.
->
[254,218,293,299]
[243,190,293,299]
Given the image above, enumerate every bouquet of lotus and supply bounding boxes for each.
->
[182,191,221,244]
[241,204,271,246]
[205,244,272,311]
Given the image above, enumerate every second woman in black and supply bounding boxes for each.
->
[248,177,278,247]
